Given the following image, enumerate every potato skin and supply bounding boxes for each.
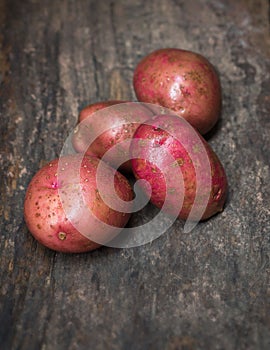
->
[133,48,221,134]
[130,114,227,221]
[73,101,153,172]
[24,154,133,253]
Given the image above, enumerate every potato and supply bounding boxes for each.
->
[133,48,221,134]
[78,100,127,123]
[24,154,133,253]
[72,101,153,172]
[130,114,227,221]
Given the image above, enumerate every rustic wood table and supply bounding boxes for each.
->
[1,0,270,349]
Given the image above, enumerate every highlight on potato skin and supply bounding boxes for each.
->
[130,114,228,222]
[133,48,222,134]
[24,154,133,253]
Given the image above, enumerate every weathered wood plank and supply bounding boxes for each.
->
[0,0,270,349]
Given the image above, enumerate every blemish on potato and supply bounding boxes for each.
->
[51,181,58,189]
[198,86,207,96]
[58,232,67,241]
[187,70,203,84]
[172,158,184,167]
[192,144,201,153]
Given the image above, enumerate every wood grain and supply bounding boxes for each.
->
[0,0,270,349]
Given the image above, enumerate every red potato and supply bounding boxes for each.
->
[130,114,227,221]
[72,101,153,172]
[78,100,127,123]
[133,48,222,134]
[24,154,133,253]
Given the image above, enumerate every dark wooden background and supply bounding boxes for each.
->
[1,0,270,349]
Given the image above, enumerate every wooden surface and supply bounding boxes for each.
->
[1,0,270,349]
